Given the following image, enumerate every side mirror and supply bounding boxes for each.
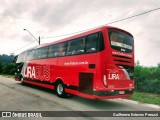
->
[13,55,18,62]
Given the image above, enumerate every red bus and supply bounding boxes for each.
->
[15,26,134,99]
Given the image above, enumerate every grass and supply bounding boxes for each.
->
[128,91,160,105]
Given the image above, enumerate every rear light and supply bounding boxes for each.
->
[103,75,107,85]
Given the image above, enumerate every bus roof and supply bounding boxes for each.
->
[36,26,109,49]
[20,26,133,52]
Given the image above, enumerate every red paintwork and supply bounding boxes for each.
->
[23,80,55,90]
[16,26,134,99]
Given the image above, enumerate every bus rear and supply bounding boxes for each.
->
[95,27,134,99]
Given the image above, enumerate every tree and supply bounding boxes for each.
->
[0,54,16,75]
[0,61,3,73]
[134,61,160,94]
[158,63,160,68]
[135,60,140,66]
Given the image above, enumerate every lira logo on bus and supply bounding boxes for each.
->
[24,65,50,80]
[108,73,119,80]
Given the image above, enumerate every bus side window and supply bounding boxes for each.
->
[35,48,41,59]
[48,42,66,58]
[48,46,53,57]
[67,38,85,55]
[86,33,98,53]
[77,38,85,54]
[67,41,72,55]
[41,47,48,59]
[59,42,67,56]
[97,32,105,52]
[26,49,35,60]
[35,47,48,59]
[48,44,59,57]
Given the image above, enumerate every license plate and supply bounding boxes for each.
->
[119,91,125,94]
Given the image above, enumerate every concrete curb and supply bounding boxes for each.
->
[120,99,160,110]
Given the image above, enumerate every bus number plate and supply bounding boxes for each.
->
[119,91,125,94]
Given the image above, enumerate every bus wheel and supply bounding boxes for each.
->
[56,82,66,98]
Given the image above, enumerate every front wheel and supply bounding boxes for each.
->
[20,76,24,84]
[56,82,66,98]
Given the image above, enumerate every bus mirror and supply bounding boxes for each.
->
[13,55,18,62]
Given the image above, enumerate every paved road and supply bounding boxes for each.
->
[0,75,159,120]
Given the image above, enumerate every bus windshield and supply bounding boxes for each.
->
[108,29,133,53]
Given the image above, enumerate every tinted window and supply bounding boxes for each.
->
[35,47,48,59]
[26,49,35,61]
[108,29,133,53]
[86,33,98,53]
[67,38,85,55]
[16,52,25,63]
[48,42,67,57]
[59,42,67,56]
[97,32,105,52]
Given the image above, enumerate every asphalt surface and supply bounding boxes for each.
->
[0,75,159,120]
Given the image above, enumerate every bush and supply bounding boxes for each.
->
[0,62,16,75]
[134,64,160,94]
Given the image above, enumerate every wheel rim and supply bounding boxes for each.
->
[57,84,63,95]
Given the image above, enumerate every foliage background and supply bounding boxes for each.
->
[135,61,160,94]
[0,54,16,75]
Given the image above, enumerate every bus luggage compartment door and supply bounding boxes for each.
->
[79,72,93,95]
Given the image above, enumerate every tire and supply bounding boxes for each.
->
[56,82,66,98]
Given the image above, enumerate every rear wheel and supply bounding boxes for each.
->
[56,82,66,98]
